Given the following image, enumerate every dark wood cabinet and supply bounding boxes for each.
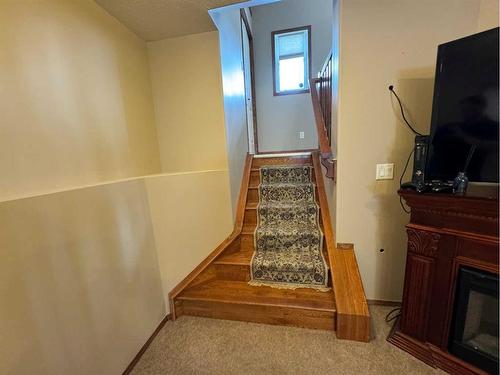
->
[388,189,499,374]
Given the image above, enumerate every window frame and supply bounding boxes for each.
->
[271,25,312,96]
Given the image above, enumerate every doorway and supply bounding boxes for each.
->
[240,9,258,154]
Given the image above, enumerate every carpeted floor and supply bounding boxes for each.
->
[131,306,444,374]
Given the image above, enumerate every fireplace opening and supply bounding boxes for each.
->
[449,267,499,374]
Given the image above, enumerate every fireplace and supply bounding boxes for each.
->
[449,267,499,374]
[389,190,499,374]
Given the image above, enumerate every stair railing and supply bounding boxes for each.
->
[310,51,335,180]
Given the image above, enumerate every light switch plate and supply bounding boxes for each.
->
[299,131,305,139]
[376,163,394,180]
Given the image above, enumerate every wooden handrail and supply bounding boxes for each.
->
[310,49,336,180]
[310,77,335,179]
[310,77,331,156]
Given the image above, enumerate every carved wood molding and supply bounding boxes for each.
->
[407,228,440,258]
[414,207,499,223]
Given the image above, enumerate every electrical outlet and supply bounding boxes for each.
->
[299,131,305,139]
[376,163,394,180]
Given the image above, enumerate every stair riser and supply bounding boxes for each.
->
[252,156,312,167]
[247,189,258,204]
[222,237,242,255]
[244,207,323,226]
[240,234,255,251]
[214,264,250,282]
[244,222,325,234]
[179,299,336,330]
[246,187,321,204]
[250,170,316,186]
[215,256,332,287]
[244,209,257,224]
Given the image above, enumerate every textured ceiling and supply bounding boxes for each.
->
[95,0,245,41]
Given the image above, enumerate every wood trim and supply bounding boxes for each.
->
[256,148,318,155]
[312,152,371,341]
[337,243,354,250]
[240,9,259,153]
[168,154,254,319]
[271,25,312,97]
[122,314,171,374]
[406,223,499,244]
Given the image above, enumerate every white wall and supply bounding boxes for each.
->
[323,0,340,238]
[210,7,249,217]
[252,0,333,152]
[335,0,499,301]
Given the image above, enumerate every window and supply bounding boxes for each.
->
[272,26,311,96]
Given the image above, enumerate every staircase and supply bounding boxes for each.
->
[172,153,335,330]
[169,152,370,341]
[169,50,371,340]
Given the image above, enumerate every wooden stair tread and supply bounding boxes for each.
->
[215,250,253,265]
[179,280,335,312]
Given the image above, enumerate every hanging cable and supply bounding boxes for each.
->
[399,147,415,188]
[400,196,410,214]
[385,307,401,323]
[389,85,423,136]
[399,147,414,214]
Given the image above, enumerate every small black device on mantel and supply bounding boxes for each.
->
[400,135,430,192]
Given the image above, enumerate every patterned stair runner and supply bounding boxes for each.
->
[250,165,329,290]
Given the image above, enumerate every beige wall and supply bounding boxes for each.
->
[147,32,229,172]
[0,169,234,373]
[0,180,165,374]
[0,0,161,201]
[478,0,500,29]
[252,0,333,152]
[0,1,237,373]
[146,170,233,310]
[335,0,499,301]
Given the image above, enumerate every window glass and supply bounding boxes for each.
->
[273,27,310,94]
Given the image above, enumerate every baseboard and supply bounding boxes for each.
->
[123,314,171,374]
[367,299,402,306]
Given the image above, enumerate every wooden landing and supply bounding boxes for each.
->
[177,280,336,330]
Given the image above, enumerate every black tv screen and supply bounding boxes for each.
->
[426,28,499,183]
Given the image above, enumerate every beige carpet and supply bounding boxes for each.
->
[131,306,444,375]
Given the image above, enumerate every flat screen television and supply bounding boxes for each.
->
[426,28,499,184]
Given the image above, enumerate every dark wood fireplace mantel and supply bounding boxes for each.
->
[388,189,499,374]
